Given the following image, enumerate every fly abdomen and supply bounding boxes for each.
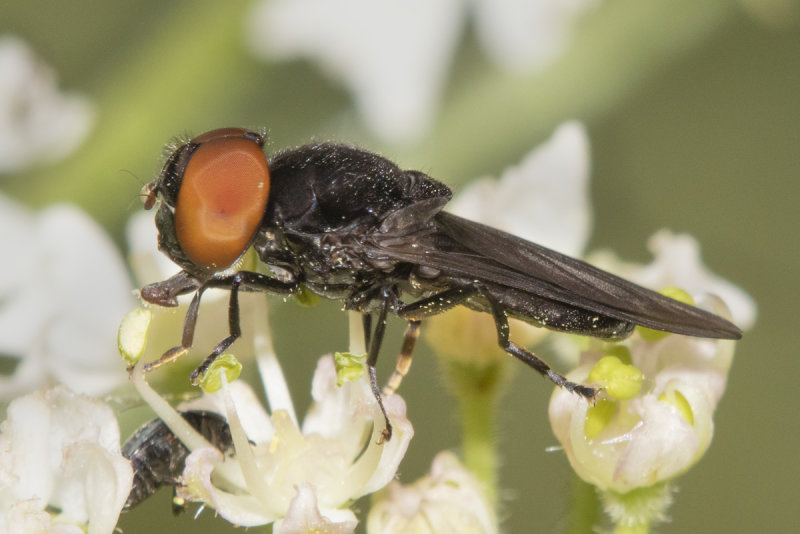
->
[480,284,636,340]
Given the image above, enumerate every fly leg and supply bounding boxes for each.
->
[142,271,297,382]
[189,271,298,384]
[482,291,598,400]
[142,286,206,373]
[365,286,470,402]
[362,312,419,397]
[139,270,204,372]
[382,320,420,397]
[384,287,478,395]
[364,288,395,444]
[362,314,372,354]
[140,270,202,307]
[398,285,598,400]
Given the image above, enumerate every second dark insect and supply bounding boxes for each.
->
[122,410,233,512]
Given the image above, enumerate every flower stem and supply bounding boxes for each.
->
[566,476,602,534]
[251,292,297,426]
[348,311,367,355]
[442,359,506,507]
[614,523,651,534]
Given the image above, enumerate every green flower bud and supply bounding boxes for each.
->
[198,354,242,393]
[117,307,152,365]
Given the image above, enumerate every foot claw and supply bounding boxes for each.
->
[378,425,392,445]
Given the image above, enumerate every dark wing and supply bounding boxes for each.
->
[373,211,741,340]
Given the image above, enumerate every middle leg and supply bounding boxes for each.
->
[398,284,598,400]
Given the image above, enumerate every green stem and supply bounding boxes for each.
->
[442,360,507,507]
[566,476,602,534]
[614,523,651,534]
[458,380,498,503]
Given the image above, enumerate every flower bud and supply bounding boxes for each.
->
[367,451,497,534]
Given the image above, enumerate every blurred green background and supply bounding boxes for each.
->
[2,0,798,532]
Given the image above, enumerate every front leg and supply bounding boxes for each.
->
[142,271,299,382]
[347,286,400,443]
[140,270,201,307]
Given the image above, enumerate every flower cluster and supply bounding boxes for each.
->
[0,4,760,530]
[549,295,737,494]
[124,302,414,532]
[0,386,132,534]
[0,196,132,404]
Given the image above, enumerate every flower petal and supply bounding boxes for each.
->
[358,393,414,496]
[180,447,278,527]
[0,36,93,173]
[0,387,132,533]
[179,381,275,444]
[302,356,414,496]
[472,0,598,73]
[274,482,357,534]
[634,230,756,330]
[611,397,698,490]
[37,205,132,395]
[246,0,463,142]
[0,199,131,400]
[303,355,372,449]
[549,316,736,493]
[448,121,592,257]
[368,451,497,534]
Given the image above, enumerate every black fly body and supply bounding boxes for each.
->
[138,128,741,442]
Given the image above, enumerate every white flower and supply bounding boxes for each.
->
[473,0,599,74]
[367,451,497,534]
[0,386,133,534]
[632,230,756,331]
[548,294,737,493]
[0,195,132,402]
[548,215,753,497]
[129,344,413,531]
[246,1,595,142]
[0,36,93,173]
[247,0,462,143]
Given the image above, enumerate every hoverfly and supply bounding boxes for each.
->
[122,410,233,512]
[139,127,741,442]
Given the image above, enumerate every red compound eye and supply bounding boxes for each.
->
[174,129,269,270]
